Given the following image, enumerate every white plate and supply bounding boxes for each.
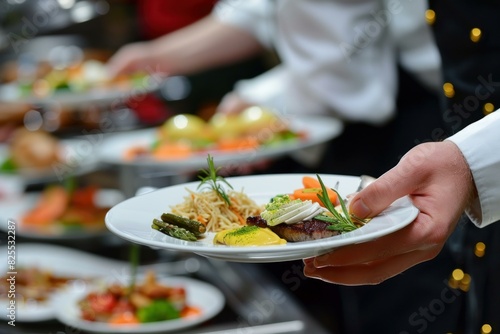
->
[0,189,124,240]
[105,174,419,263]
[53,276,225,334]
[0,75,161,108]
[97,115,343,171]
[0,244,142,322]
[0,135,101,184]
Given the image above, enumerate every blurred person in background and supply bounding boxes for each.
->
[107,0,270,125]
[108,0,444,177]
[107,1,460,333]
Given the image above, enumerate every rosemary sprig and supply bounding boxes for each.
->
[314,214,358,232]
[315,174,365,233]
[197,154,233,206]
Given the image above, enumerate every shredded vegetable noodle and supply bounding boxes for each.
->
[170,188,262,232]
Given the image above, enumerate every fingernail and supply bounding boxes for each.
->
[349,197,371,219]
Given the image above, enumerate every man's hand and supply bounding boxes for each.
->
[304,141,476,285]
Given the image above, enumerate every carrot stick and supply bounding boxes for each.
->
[293,176,338,207]
[302,176,322,189]
[197,215,207,226]
[230,207,246,225]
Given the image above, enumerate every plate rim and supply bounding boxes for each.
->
[97,114,344,169]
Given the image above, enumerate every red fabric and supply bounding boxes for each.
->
[127,94,172,125]
[138,0,216,39]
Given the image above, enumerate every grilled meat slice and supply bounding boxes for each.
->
[246,215,268,228]
[246,215,340,242]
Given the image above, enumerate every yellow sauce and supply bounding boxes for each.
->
[214,226,286,246]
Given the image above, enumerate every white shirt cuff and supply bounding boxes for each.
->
[446,111,500,227]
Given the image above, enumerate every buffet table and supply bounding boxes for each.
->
[0,236,334,334]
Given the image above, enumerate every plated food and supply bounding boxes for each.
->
[0,129,63,173]
[54,275,225,333]
[124,107,305,161]
[0,243,226,329]
[78,271,200,325]
[0,243,134,322]
[0,54,161,110]
[0,266,78,304]
[97,114,343,172]
[152,157,368,247]
[0,58,147,101]
[0,129,101,183]
[0,185,124,240]
[20,184,111,233]
[0,265,85,323]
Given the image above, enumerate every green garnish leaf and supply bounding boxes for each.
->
[315,174,367,233]
[137,299,180,322]
[197,154,233,206]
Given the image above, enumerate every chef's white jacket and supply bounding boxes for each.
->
[213,0,441,124]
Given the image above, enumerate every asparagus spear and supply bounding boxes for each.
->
[152,219,197,241]
[161,213,206,236]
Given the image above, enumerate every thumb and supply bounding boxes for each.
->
[349,164,417,219]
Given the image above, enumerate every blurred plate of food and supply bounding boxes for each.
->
[0,128,101,184]
[0,183,125,240]
[105,173,419,263]
[97,107,343,171]
[52,272,224,333]
[0,58,162,108]
[0,243,133,322]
